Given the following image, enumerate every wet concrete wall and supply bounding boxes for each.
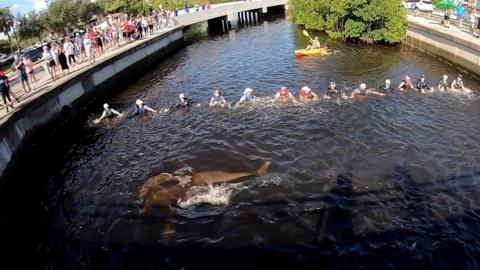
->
[0,27,184,184]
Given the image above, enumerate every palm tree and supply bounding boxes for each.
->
[0,8,14,54]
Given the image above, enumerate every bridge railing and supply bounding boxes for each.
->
[174,0,288,26]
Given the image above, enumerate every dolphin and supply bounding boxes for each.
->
[138,161,272,214]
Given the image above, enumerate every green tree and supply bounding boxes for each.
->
[17,12,46,44]
[290,0,407,44]
[79,0,103,25]
[0,8,15,53]
[46,0,79,34]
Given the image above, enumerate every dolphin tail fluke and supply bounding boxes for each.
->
[255,161,272,176]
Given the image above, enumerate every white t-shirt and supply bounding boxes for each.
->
[63,42,75,55]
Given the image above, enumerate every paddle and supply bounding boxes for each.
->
[302,29,310,38]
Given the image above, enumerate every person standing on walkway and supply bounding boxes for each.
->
[23,56,38,87]
[94,28,104,56]
[123,19,131,43]
[456,4,465,29]
[75,33,85,61]
[63,37,76,66]
[56,44,69,75]
[470,10,476,35]
[147,15,154,35]
[42,45,57,80]
[0,71,14,112]
[12,54,32,93]
[84,37,95,65]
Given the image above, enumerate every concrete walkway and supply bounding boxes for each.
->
[0,27,175,123]
[407,14,480,46]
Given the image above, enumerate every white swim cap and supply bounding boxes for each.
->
[103,103,109,109]
[244,88,253,94]
[179,93,185,99]
[302,86,311,92]
[136,99,143,106]
[385,79,391,85]
[443,75,448,80]
[360,83,367,90]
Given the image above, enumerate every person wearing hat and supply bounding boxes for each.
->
[298,86,318,102]
[397,75,414,91]
[450,74,465,92]
[209,89,228,108]
[274,86,298,104]
[379,79,394,94]
[349,83,385,99]
[324,82,342,99]
[174,93,193,109]
[416,75,431,94]
[437,75,449,92]
[94,103,124,123]
[131,99,157,116]
[306,37,321,50]
[235,88,256,107]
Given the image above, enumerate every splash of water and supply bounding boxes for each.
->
[177,184,233,209]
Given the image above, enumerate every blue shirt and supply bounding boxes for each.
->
[457,6,465,17]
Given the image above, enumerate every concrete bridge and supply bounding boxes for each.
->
[174,0,288,31]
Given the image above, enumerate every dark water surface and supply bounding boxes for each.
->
[2,18,480,269]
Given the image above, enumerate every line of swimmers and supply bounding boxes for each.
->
[94,73,472,123]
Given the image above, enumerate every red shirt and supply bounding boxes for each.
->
[123,22,130,33]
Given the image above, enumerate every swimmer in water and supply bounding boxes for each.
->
[450,74,469,93]
[234,88,256,107]
[398,75,415,91]
[378,79,394,94]
[94,103,124,123]
[437,75,449,92]
[130,99,157,117]
[175,93,193,109]
[349,83,385,99]
[324,82,348,99]
[298,86,318,102]
[209,89,228,108]
[274,86,298,104]
[416,75,431,94]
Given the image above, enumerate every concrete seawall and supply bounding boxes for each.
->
[406,17,480,77]
[0,27,184,183]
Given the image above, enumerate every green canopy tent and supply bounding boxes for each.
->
[435,0,457,10]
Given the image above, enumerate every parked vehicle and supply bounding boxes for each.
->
[21,47,43,62]
[402,0,434,12]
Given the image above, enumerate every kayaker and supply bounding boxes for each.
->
[416,75,431,94]
[378,79,394,94]
[274,86,298,103]
[306,37,321,50]
[324,82,347,99]
[398,75,415,91]
[437,75,449,92]
[130,99,157,117]
[450,74,466,92]
[298,86,318,102]
[235,88,256,107]
[209,89,228,108]
[349,83,385,99]
[94,103,124,123]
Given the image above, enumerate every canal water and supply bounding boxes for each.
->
[1,18,480,269]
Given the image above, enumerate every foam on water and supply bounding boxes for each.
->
[178,184,233,209]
